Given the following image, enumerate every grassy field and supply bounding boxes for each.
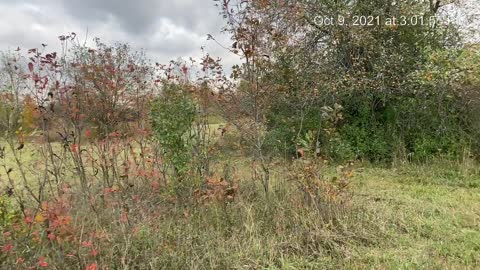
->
[1,136,479,269]
[214,161,480,269]
[344,165,480,269]
[183,151,480,269]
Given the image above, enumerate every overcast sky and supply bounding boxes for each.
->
[0,0,240,69]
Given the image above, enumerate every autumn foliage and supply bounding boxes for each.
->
[0,0,479,268]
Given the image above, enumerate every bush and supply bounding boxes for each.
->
[150,83,197,175]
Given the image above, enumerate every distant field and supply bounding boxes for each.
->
[0,140,39,189]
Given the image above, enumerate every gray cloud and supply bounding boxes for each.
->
[0,0,239,70]
[62,0,164,35]
[62,0,225,35]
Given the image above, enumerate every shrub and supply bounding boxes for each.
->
[150,83,196,175]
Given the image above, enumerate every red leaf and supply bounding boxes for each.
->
[86,263,97,270]
[42,77,49,89]
[2,244,13,253]
[151,180,159,190]
[91,249,98,257]
[70,144,79,153]
[81,241,92,248]
[38,256,48,267]
[28,63,34,72]
[24,216,33,224]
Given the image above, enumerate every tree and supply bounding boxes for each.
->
[215,0,470,162]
